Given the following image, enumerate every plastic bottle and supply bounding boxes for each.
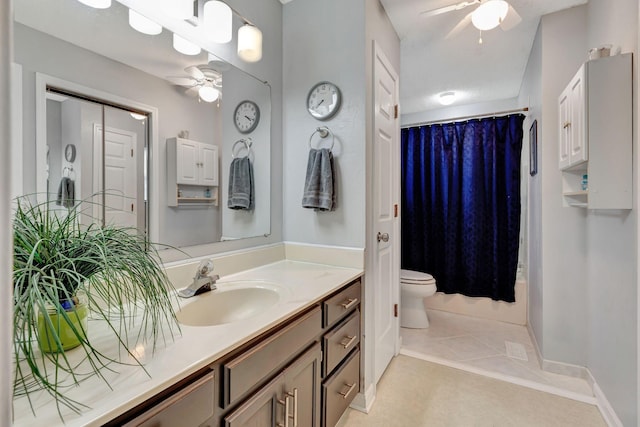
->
[581,174,588,191]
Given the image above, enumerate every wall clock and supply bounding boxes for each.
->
[64,144,76,162]
[234,100,260,134]
[307,81,341,120]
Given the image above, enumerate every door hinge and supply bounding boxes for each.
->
[131,203,134,212]
[394,104,399,119]
[131,148,134,157]
[394,303,398,318]
[394,204,399,218]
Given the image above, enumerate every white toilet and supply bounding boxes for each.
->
[400,269,437,328]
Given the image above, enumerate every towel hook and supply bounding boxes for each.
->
[232,138,253,159]
[309,126,335,151]
[63,166,75,179]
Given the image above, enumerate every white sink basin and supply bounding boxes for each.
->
[176,281,287,327]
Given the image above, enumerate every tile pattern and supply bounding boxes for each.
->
[400,309,594,397]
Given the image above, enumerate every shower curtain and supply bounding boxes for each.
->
[401,114,524,302]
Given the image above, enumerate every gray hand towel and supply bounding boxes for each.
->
[56,177,75,209]
[302,148,336,211]
[228,157,254,210]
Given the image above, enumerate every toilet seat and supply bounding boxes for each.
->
[400,269,434,283]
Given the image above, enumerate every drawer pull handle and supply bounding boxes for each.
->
[340,335,357,349]
[286,388,298,427]
[340,298,358,310]
[277,396,290,427]
[338,382,357,399]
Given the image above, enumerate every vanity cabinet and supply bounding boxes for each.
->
[106,276,363,427]
[167,137,219,206]
[558,54,632,209]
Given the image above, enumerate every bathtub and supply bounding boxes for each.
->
[422,274,527,325]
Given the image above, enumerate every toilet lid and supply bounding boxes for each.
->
[400,269,434,282]
[402,278,437,286]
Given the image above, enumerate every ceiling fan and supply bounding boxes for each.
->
[421,0,522,42]
[167,64,223,103]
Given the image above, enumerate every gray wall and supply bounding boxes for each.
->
[283,0,367,247]
[520,2,638,424]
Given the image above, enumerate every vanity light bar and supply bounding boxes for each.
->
[129,10,163,35]
[173,34,202,55]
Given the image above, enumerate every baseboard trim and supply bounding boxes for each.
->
[591,376,624,427]
[526,325,622,427]
[349,383,376,414]
[400,348,597,405]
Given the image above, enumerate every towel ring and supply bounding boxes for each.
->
[309,126,335,151]
[63,166,75,179]
[232,138,253,158]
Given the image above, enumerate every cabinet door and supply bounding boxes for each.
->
[558,88,571,169]
[223,374,284,427]
[568,66,587,166]
[283,343,321,427]
[199,143,219,186]
[176,138,199,185]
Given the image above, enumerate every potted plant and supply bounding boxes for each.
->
[12,198,180,417]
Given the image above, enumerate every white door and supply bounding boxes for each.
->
[199,143,219,186]
[176,138,199,185]
[94,124,138,229]
[373,43,400,384]
[568,67,586,165]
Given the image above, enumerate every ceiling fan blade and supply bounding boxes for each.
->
[446,11,473,39]
[185,85,200,97]
[500,4,522,31]
[421,0,480,18]
[166,76,197,86]
[184,65,205,80]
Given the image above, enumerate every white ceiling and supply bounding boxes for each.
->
[378,0,588,114]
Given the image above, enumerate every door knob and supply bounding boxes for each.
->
[377,232,389,243]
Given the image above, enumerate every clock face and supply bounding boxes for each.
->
[234,101,260,134]
[64,144,76,162]
[307,82,341,120]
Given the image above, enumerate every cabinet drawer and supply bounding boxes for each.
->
[322,349,360,427]
[323,279,361,327]
[223,306,322,407]
[323,310,360,376]
[123,371,215,427]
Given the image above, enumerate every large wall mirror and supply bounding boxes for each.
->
[13,0,271,257]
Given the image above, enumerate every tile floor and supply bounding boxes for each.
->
[400,309,595,401]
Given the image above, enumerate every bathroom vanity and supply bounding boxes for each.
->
[13,259,363,427]
[107,278,361,427]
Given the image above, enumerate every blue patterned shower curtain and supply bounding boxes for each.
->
[401,114,524,302]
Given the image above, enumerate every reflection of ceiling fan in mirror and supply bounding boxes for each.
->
[421,0,522,43]
[167,64,223,103]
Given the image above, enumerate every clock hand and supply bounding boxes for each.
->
[317,99,325,106]
[244,115,254,122]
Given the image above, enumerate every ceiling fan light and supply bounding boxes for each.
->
[129,10,162,35]
[161,0,194,20]
[199,85,220,103]
[77,0,111,9]
[471,0,509,31]
[237,24,263,62]
[173,34,201,55]
[439,91,456,106]
[204,1,233,43]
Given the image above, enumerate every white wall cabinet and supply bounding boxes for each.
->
[558,54,632,209]
[167,137,219,206]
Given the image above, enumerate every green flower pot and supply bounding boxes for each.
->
[37,303,88,353]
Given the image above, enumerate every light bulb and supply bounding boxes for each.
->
[471,0,508,31]
[161,0,194,20]
[173,34,201,55]
[198,85,220,103]
[129,10,162,35]
[204,1,232,43]
[130,112,147,120]
[237,24,263,62]
[77,0,111,9]
[439,91,456,106]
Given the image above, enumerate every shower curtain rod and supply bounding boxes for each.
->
[402,107,529,128]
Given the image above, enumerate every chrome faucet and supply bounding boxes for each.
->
[178,259,220,298]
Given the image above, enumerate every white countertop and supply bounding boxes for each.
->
[13,260,363,426]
